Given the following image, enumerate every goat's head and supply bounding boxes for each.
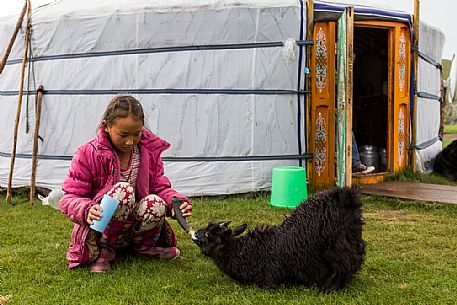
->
[193,221,247,255]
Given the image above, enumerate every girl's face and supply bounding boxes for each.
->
[104,116,143,154]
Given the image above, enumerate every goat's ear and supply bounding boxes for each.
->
[219,221,231,228]
[233,224,247,236]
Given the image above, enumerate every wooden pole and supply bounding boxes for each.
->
[345,7,354,187]
[30,85,44,204]
[0,1,28,75]
[439,80,446,139]
[411,0,420,171]
[6,0,31,204]
[305,0,314,181]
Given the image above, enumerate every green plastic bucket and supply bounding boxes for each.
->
[270,166,308,208]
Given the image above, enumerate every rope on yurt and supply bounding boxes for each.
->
[0,88,310,96]
[0,152,313,163]
[411,46,442,70]
[4,41,314,66]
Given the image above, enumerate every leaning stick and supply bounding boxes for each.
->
[172,197,196,237]
[6,0,31,204]
[0,1,28,75]
[29,85,44,204]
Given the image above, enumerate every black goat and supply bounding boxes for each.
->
[193,187,366,291]
[434,139,457,181]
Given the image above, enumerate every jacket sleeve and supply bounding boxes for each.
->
[153,155,190,213]
[59,147,96,225]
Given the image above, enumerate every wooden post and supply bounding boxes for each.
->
[6,0,31,204]
[412,0,420,171]
[345,7,354,187]
[305,0,314,182]
[0,1,28,75]
[439,80,446,139]
[30,85,44,204]
[306,0,314,39]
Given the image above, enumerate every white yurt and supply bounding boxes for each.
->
[0,0,445,196]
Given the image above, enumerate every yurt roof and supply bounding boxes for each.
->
[0,0,413,23]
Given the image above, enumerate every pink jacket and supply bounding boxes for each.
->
[59,128,189,268]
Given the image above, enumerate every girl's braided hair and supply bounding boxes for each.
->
[98,95,145,130]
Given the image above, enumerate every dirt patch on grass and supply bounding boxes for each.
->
[0,295,12,305]
[366,209,423,224]
[443,133,457,141]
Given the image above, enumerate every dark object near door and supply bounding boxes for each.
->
[434,140,457,181]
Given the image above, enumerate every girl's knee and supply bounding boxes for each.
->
[107,182,135,204]
[138,195,167,217]
[111,182,134,195]
[107,182,136,220]
[134,195,167,231]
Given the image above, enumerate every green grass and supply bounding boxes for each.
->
[384,167,457,185]
[1,188,457,304]
[444,124,457,134]
[443,124,457,148]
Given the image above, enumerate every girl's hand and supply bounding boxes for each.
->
[87,204,103,225]
[171,201,192,219]
[180,201,192,218]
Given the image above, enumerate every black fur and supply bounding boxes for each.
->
[194,187,366,291]
[434,140,457,181]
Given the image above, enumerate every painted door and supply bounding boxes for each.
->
[310,22,336,187]
[391,25,410,171]
[336,8,354,188]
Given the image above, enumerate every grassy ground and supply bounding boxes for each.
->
[444,124,457,134]
[1,127,456,305]
[384,167,457,185]
[1,187,457,305]
[443,124,457,148]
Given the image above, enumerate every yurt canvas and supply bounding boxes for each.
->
[0,0,445,196]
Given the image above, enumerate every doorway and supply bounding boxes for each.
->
[309,20,410,188]
[353,26,389,173]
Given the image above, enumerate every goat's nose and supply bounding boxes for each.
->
[192,236,200,245]
[192,236,204,247]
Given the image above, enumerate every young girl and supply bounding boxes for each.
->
[59,95,192,272]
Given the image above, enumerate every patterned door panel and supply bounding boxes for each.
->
[392,26,410,170]
[310,22,336,187]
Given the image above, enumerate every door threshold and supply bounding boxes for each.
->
[352,171,388,185]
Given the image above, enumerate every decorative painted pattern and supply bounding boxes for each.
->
[315,27,328,93]
[398,33,406,93]
[398,108,405,166]
[314,112,327,176]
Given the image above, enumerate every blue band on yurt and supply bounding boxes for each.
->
[314,2,411,21]
[4,41,314,66]
[411,137,440,151]
[412,46,442,69]
[0,151,312,162]
[416,92,442,102]
[0,89,311,96]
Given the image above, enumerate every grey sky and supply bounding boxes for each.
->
[0,0,455,59]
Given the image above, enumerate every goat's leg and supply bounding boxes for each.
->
[322,249,356,291]
[325,267,353,292]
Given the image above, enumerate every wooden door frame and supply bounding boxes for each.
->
[307,19,411,188]
[353,21,411,174]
